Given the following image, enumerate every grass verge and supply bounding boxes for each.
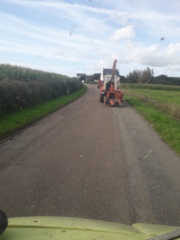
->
[0,86,87,140]
[125,95,180,155]
[123,89,180,121]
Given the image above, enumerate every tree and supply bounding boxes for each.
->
[120,75,126,83]
[126,70,141,83]
[139,67,154,83]
[126,67,154,84]
[154,74,169,84]
[93,73,101,80]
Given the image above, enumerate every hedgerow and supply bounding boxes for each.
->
[0,64,83,116]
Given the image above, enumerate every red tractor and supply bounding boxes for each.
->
[99,59,124,106]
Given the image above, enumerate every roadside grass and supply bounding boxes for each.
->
[123,88,180,105]
[124,93,180,155]
[0,86,87,139]
[123,88,180,122]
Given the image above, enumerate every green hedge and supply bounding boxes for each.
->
[0,64,83,116]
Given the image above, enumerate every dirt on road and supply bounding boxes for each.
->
[0,84,180,226]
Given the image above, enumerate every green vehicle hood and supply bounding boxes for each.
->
[1,216,180,240]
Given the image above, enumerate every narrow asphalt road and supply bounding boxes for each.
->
[0,84,180,226]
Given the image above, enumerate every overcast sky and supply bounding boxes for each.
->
[0,0,180,77]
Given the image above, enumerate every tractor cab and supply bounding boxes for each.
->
[101,68,120,91]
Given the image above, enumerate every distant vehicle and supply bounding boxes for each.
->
[99,59,124,106]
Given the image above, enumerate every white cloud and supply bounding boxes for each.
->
[7,0,110,15]
[132,43,180,67]
[108,10,129,26]
[110,25,135,41]
[90,42,180,77]
[1,0,180,77]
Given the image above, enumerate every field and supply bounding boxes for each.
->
[121,84,180,155]
[125,88,180,104]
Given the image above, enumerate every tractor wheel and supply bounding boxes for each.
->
[100,94,104,103]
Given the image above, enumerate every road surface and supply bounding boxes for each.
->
[0,84,180,226]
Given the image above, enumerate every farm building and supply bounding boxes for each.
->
[77,73,86,79]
